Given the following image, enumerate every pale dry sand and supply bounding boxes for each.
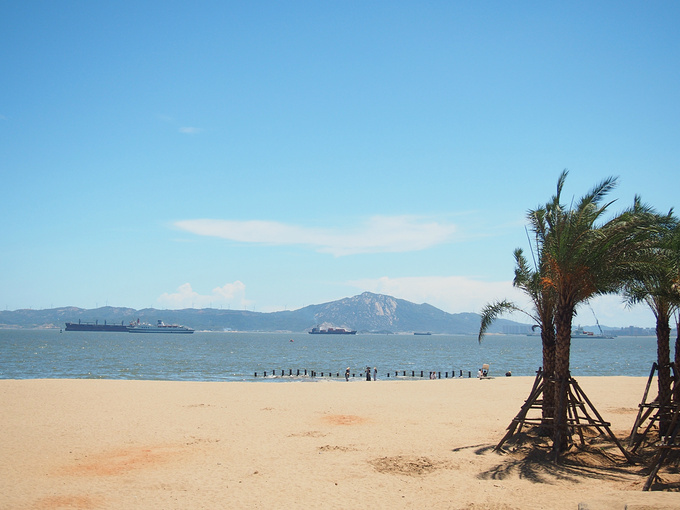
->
[0,377,677,510]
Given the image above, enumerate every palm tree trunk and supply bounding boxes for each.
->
[552,302,574,454]
[656,312,672,434]
[674,319,680,405]
[541,329,556,429]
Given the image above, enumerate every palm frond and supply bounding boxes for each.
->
[478,299,527,344]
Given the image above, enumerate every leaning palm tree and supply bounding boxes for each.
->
[536,172,663,453]
[479,247,556,425]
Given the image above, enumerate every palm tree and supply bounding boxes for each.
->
[535,172,663,452]
[668,223,680,404]
[479,247,556,425]
[624,209,679,430]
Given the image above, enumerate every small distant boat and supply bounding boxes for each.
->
[571,326,595,338]
[571,326,614,339]
[309,327,356,335]
[414,332,432,336]
[128,319,194,334]
[529,324,614,339]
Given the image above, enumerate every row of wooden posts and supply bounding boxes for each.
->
[253,369,474,378]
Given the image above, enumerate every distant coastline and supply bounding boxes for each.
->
[0,292,660,335]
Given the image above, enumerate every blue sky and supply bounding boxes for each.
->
[1,1,678,327]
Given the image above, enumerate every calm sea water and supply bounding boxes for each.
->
[0,329,669,382]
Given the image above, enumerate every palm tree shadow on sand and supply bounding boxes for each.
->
[453,433,640,486]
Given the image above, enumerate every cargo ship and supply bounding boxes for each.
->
[128,319,194,334]
[309,326,356,335]
[64,320,130,332]
[65,319,194,334]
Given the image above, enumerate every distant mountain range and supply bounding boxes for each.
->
[0,292,530,334]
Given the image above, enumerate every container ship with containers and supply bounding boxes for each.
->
[65,319,193,334]
[309,326,356,335]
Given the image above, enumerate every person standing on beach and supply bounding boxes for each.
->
[373,367,377,381]
[365,366,371,381]
[345,367,350,381]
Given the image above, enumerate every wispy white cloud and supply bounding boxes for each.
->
[157,282,251,309]
[174,216,457,256]
[178,126,201,134]
[157,114,202,135]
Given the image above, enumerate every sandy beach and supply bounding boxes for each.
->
[1,376,677,509]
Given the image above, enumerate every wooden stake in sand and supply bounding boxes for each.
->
[629,362,679,454]
[643,399,680,491]
[495,369,633,464]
